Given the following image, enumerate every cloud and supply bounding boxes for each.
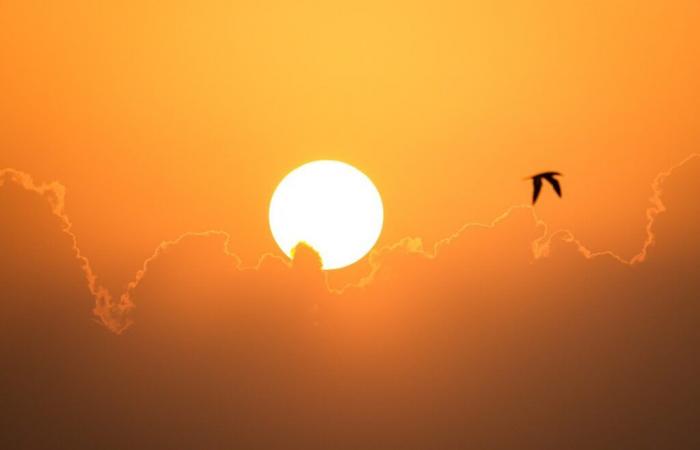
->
[1,155,699,448]
[0,168,131,333]
[1,153,698,330]
[339,153,699,292]
[542,152,700,265]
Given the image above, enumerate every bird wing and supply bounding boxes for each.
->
[532,176,543,204]
[544,174,562,197]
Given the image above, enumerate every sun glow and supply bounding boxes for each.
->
[269,160,384,270]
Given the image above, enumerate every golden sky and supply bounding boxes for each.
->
[2,0,699,289]
[1,1,700,448]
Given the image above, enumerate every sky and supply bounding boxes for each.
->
[1,1,700,448]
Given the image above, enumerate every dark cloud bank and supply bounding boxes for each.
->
[1,158,699,449]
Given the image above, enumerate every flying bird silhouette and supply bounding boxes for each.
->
[527,171,562,205]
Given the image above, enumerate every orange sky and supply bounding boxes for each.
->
[2,0,699,291]
[2,2,700,447]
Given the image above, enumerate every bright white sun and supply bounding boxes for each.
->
[269,160,384,270]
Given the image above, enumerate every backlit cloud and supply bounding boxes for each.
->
[1,155,699,448]
[2,153,698,332]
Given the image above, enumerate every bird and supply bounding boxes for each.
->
[527,171,562,205]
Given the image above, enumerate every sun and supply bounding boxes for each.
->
[269,160,384,270]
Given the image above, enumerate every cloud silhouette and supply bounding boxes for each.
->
[2,153,698,330]
[1,156,699,448]
[0,168,132,333]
